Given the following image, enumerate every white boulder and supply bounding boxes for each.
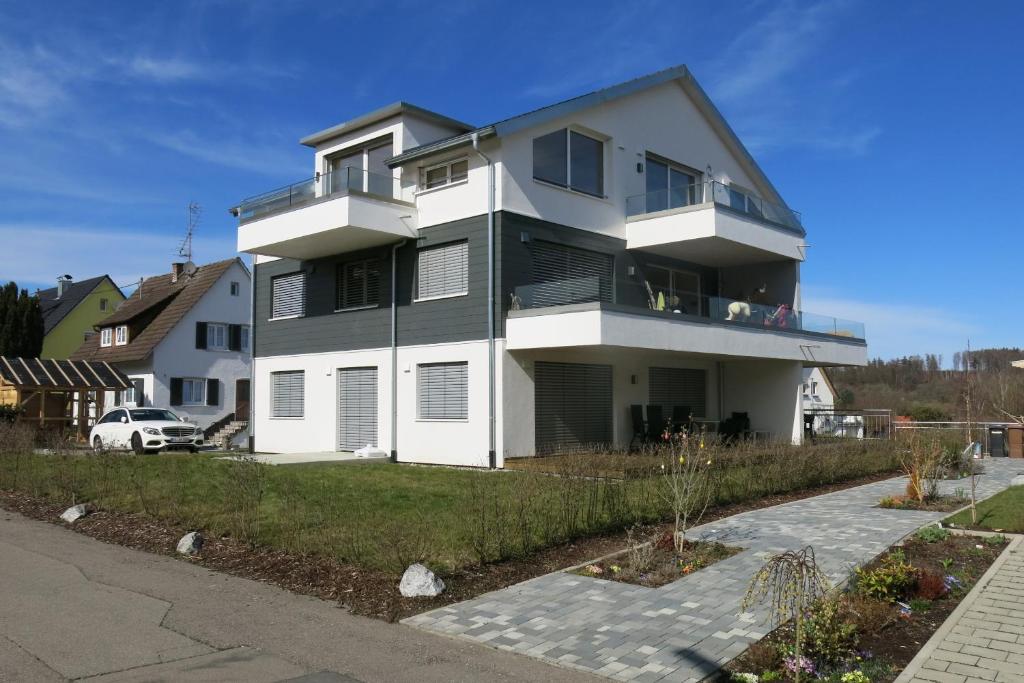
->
[1011,475,1024,487]
[59,504,89,524]
[399,563,445,597]
[176,531,204,556]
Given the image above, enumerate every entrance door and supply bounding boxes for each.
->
[235,379,250,422]
[337,367,378,451]
[534,361,612,453]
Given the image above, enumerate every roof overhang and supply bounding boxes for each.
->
[300,102,474,148]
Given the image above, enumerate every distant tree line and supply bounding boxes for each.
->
[831,348,1024,421]
[0,282,44,357]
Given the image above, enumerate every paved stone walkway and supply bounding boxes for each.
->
[405,459,1024,683]
[897,535,1024,683]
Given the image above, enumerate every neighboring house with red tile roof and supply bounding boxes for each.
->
[71,258,251,432]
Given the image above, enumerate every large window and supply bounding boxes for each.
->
[649,367,706,419]
[182,378,206,406]
[336,259,380,310]
[416,241,468,300]
[271,272,305,319]
[532,128,604,196]
[271,370,305,418]
[327,138,393,197]
[647,266,701,316]
[645,156,699,212]
[417,362,468,420]
[422,158,469,190]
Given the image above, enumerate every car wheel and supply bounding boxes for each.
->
[93,435,104,452]
[130,432,145,455]
[188,446,199,454]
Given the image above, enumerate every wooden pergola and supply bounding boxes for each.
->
[0,356,131,441]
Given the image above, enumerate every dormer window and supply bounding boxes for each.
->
[100,328,112,347]
[114,325,128,345]
[421,158,469,190]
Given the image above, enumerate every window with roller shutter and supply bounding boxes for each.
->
[337,367,377,450]
[534,361,612,453]
[271,370,304,418]
[335,259,380,310]
[271,272,305,318]
[417,362,468,420]
[522,241,613,309]
[415,242,468,300]
[648,367,706,418]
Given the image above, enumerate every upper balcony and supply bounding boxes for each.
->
[506,279,866,366]
[235,168,417,261]
[625,181,806,266]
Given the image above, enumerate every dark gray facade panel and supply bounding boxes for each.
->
[253,215,489,358]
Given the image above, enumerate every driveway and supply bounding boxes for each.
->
[0,510,599,683]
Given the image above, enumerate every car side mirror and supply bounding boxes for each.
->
[120,416,128,423]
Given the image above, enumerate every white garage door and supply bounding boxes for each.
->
[337,367,377,451]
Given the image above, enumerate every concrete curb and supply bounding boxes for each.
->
[893,535,1023,683]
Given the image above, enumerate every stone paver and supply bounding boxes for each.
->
[406,459,1024,682]
[899,535,1024,683]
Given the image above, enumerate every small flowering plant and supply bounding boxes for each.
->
[782,654,816,677]
[841,671,870,683]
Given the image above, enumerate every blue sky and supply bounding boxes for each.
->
[0,0,1021,364]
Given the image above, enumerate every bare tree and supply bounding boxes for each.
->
[658,437,716,552]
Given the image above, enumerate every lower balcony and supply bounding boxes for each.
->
[506,281,866,366]
[235,168,416,260]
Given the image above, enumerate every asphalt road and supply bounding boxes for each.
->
[0,510,599,682]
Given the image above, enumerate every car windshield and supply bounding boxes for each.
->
[129,409,180,422]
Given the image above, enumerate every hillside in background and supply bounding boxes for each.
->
[831,348,1024,421]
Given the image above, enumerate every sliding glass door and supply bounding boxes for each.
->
[645,156,698,213]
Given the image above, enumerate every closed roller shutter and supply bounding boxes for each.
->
[417,241,468,299]
[535,361,612,453]
[271,272,305,318]
[649,367,706,418]
[417,362,468,420]
[337,367,377,451]
[271,370,304,418]
[523,241,613,308]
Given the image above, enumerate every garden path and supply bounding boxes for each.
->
[405,459,1024,683]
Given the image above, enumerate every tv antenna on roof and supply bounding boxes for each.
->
[178,202,201,262]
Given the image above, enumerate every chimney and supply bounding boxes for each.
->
[56,275,73,298]
[171,262,185,283]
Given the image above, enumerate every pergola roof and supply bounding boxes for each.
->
[0,357,131,391]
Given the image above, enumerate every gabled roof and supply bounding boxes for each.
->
[385,65,795,220]
[37,275,121,335]
[70,258,244,363]
[299,102,475,148]
[0,356,130,390]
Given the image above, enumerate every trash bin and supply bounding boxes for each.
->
[989,426,1007,457]
[1009,425,1024,458]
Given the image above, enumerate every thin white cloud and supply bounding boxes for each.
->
[147,129,309,177]
[125,56,206,83]
[0,224,238,290]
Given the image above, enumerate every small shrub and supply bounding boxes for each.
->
[841,672,870,683]
[878,496,902,509]
[915,526,951,543]
[803,598,859,666]
[915,571,948,600]
[743,642,782,675]
[855,555,917,603]
[761,672,781,683]
[843,594,896,633]
[985,534,1008,547]
[909,597,932,612]
[625,524,656,573]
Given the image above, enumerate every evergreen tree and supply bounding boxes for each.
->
[18,290,44,357]
[0,282,44,357]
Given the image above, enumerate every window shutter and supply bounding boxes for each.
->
[170,378,183,406]
[228,324,241,351]
[271,371,305,418]
[206,378,219,406]
[271,272,305,318]
[649,367,706,418]
[417,362,468,420]
[195,322,208,350]
[534,361,612,453]
[525,241,613,308]
[336,259,381,309]
[133,379,145,407]
[416,242,468,299]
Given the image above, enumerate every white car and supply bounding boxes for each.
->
[91,407,205,454]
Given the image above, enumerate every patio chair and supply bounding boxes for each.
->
[671,405,692,433]
[629,404,647,449]
[646,404,666,442]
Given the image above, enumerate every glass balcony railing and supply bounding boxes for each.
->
[236,168,412,221]
[626,180,803,232]
[510,278,864,340]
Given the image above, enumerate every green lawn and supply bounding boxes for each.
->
[946,485,1024,532]
[0,438,901,575]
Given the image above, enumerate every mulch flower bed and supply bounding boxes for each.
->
[877,495,969,512]
[574,531,740,587]
[0,469,899,623]
[725,530,1009,683]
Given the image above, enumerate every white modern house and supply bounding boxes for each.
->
[72,259,252,438]
[234,65,867,467]
[802,367,836,410]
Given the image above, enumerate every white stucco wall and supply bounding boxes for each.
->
[252,339,503,468]
[722,359,803,444]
